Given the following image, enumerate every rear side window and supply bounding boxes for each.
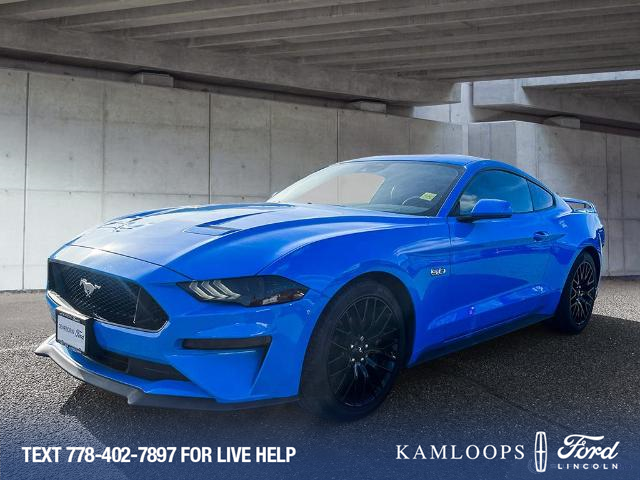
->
[528,181,554,210]
[458,170,533,214]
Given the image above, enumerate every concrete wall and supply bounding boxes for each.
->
[469,121,640,276]
[0,68,463,290]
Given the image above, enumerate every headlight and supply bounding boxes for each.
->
[179,276,308,307]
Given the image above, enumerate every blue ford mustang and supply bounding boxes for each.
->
[37,155,605,420]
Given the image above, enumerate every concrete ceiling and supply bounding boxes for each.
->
[0,1,640,103]
[525,72,640,108]
[473,72,640,128]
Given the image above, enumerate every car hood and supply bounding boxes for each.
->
[69,203,422,279]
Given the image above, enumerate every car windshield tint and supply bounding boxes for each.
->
[269,161,461,216]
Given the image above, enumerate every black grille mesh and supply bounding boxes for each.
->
[48,261,167,331]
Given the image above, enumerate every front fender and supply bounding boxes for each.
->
[260,222,452,365]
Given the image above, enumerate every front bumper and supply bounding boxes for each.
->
[39,245,328,407]
[35,335,295,411]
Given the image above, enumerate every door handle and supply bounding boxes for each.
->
[533,231,550,241]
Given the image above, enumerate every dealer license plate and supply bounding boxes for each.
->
[56,310,87,353]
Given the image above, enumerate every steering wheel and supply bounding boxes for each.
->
[401,195,430,207]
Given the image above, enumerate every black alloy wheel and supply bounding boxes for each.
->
[569,259,596,326]
[327,296,401,408]
[548,251,598,334]
[299,279,406,420]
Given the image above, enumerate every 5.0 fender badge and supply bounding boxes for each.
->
[430,267,447,276]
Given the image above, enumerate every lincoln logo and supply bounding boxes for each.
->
[535,432,548,473]
[79,278,101,298]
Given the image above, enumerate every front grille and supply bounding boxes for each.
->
[48,261,168,331]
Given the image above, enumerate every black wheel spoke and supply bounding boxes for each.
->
[330,340,349,351]
[371,327,399,342]
[334,327,350,337]
[356,363,369,399]
[328,351,347,365]
[329,363,352,377]
[365,356,393,373]
[368,312,393,341]
[352,302,364,332]
[362,298,370,326]
[347,305,359,333]
[339,371,357,402]
[364,358,386,390]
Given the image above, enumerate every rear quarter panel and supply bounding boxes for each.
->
[542,201,605,294]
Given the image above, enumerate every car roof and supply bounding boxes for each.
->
[344,154,554,190]
[346,154,538,178]
[346,154,491,167]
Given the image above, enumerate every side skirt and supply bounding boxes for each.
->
[412,313,549,366]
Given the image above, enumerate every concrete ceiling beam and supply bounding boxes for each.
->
[115,0,588,42]
[212,12,640,57]
[0,0,189,21]
[0,18,459,106]
[519,71,640,89]
[355,44,640,73]
[298,26,640,66]
[408,56,640,81]
[185,0,640,48]
[472,76,640,127]
[45,0,379,32]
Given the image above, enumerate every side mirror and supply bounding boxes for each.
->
[457,199,512,222]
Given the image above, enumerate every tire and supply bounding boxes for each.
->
[548,251,598,334]
[299,279,407,421]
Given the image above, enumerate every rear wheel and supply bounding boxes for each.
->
[299,280,406,421]
[548,251,598,334]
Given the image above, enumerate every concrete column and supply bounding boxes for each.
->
[0,70,27,290]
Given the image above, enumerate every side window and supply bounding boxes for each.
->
[458,170,533,215]
[528,181,554,210]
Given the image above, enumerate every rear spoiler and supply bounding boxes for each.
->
[562,197,597,213]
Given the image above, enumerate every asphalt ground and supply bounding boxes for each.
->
[1,278,639,480]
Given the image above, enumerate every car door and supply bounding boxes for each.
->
[445,169,554,336]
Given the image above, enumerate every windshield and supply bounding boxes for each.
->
[269,160,462,216]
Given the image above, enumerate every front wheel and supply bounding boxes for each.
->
[299,280,406,421]
[548,251,598,334]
